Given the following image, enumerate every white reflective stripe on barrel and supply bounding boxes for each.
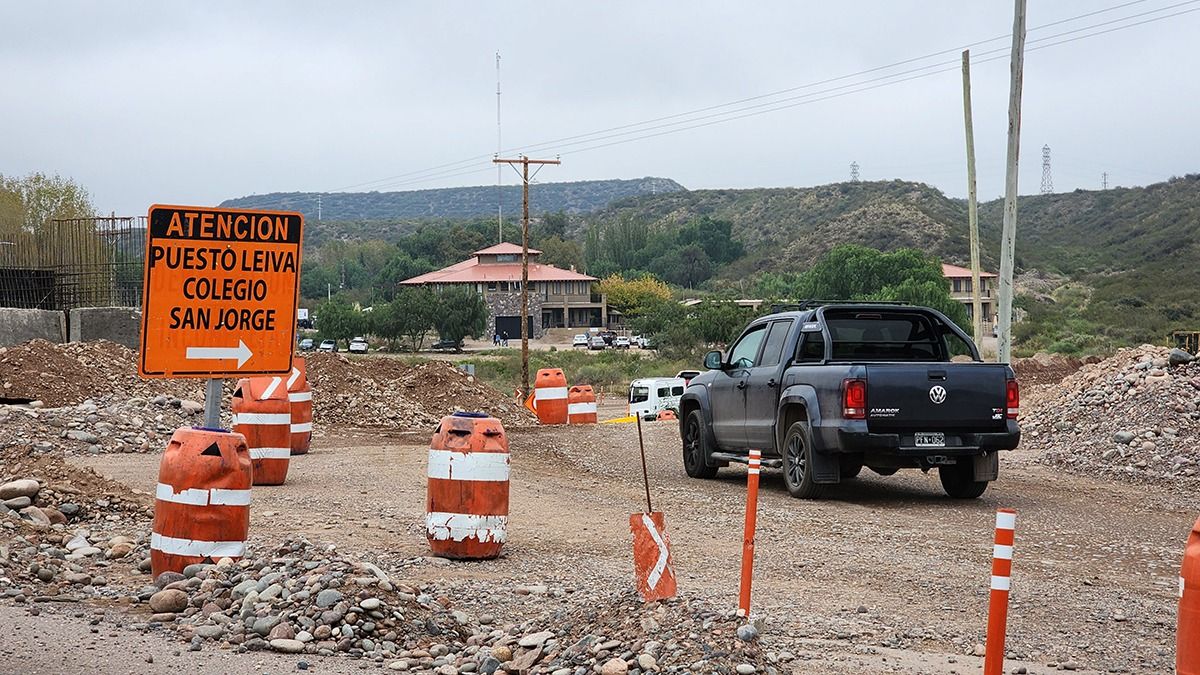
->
[990,575,1011,591]
[288,391,312,402]
[150,532,245,558]
[259,376,283,400]
[534,387,569,401]
[427,449,510,482]
[234,413,292,426]
[291,422,313,433]
[425,512,507,543]
[568,402,598,415]
[249,447,292,460]
[156,483,252,507]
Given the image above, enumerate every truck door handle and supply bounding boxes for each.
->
[736,381,747,390]
[766,379,777,388]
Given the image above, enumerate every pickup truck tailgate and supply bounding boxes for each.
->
[865,364,1008,433]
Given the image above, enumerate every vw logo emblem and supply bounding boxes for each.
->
[929,385,947,404]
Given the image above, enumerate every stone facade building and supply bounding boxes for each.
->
[400,243,608,340]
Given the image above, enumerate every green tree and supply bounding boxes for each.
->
[395,286,438,351]
[792,245,970,331]
[689,301,752,344]
[315,299,364,349]
[596,274,673,314]
[535,235,584,272]
[676,216,742,265]
[538,211,569,239]
[432,286,488,346]
[651,244,713,288]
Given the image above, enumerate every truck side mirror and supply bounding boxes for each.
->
[704,350,724,370]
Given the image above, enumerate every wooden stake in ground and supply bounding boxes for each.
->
[492,155,560,398]
[997,0,1027,364]
[962,49,984,348]
[629,415,677,602]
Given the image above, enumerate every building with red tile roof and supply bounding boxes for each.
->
[401,244,608,338]
[942,263,997,331]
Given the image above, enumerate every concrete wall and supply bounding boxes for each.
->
[69,307,141,349]
[0,308,66,346]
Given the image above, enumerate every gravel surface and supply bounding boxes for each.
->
[35,415,1189,673]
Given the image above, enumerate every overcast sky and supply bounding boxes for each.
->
[2,1,1198,215]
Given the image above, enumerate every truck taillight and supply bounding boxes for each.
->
[1006,378,1020,419]
[843,379,866,419]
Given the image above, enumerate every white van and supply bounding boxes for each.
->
[629,377,687,420]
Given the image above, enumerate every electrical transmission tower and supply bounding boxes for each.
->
[1101,172,1109,190]
[1040,145,1053,194]
[850,161,860,182]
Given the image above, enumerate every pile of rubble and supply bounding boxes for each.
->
[0,340,201,407]
[306,353,534,430]
[1011,352,1094,387]
[0,445,155,603]
[1022,345,1200,483]
[0,394,212,456]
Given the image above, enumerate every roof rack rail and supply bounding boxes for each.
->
[769,299,909,313]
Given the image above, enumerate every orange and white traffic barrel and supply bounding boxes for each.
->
[150,427,252,578]
[232,376,291,485]
[567,385,597,424]
[656,409,678,422]
[533,368,568,425]
[426,412,510,560]
[1179,516,1200,674]
[287,357,312,455]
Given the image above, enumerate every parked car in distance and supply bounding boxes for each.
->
[348,337,369,354]
[298,338,314,351]
[614,336,631,349]
[631,334,643,348]
[640,336,658,350]
[318,339,337,352]
[599,330,617,345]
[430,338,463,352]
[572,334,590,348]
[589,335,607,350]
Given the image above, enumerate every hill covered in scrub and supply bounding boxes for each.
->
[221,177,685,220]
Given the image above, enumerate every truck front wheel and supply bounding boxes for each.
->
[682,410,718,479]
[939,461,989,499]
[782,422,823,499]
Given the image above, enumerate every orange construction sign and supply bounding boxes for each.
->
[630,511,677,602]
[139,205,303,379]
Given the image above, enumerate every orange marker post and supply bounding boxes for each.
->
[1179,516,1200,674]
[738,448,762,616]
[984,508,1016,675]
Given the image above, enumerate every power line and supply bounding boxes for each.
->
[342,1,1200,192]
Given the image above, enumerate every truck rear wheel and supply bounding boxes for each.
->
[782,422,823,499]
[682,410,718,479]
[939,461,989,499]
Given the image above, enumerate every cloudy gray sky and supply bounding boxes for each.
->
[2,1,1197,215]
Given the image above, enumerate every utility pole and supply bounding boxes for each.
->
[492,155,561,396]
[1101,172,1109,190]
[850,161,860,182]
[962,49,984,348]
[997,0,1027,366]
[317,195,322,221]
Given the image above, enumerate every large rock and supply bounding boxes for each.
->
[315,589,343,608]
[149,588,189,613]
[270,638,305,654]
[1170,348,1194,366]
[19,506,51,526]
[0,479,40,500]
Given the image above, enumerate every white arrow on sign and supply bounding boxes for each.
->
[185,340,253,368]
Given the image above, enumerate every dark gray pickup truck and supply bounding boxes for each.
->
[679,302,1020,499]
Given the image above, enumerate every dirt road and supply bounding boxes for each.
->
[53,415,1191,674]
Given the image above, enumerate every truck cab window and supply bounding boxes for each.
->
[630,386,649,404]
[727,324,768,368]
[757,320,792,367]
[797,332,825,362]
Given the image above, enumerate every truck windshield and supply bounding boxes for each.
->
[824,309,946,361]
[630,386,650,403]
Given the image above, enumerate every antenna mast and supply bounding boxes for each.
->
[496,51,504,243]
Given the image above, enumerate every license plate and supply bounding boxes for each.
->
[915,432,945,448]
